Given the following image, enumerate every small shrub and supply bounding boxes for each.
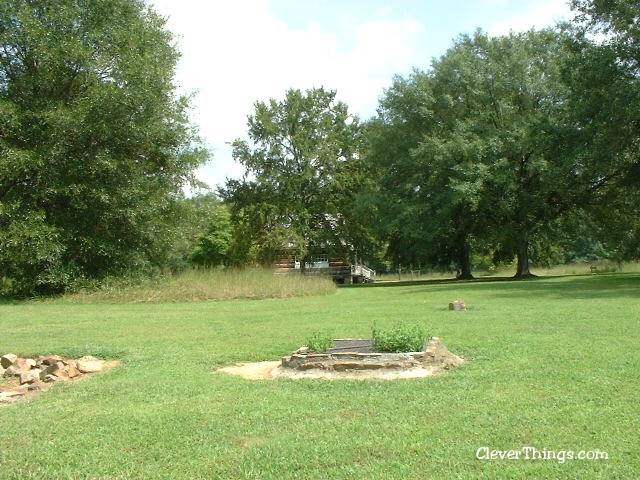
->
[305,330,334,353]
[372,322,428,353]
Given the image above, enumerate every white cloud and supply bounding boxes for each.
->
[343,17,421,114]
[487,0,572,36]
[151,0,421,189]
[149,0,570,190]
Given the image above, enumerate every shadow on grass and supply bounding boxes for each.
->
[482,273,640,300]
[339,274,543,289]
[0,297,27,305]
[340,272,640,300]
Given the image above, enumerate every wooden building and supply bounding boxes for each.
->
[274,252,375,284]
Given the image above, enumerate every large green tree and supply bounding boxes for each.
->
[447,29,575,277]
[564,0,640,259]
[368,29,576,278]
[0,0,207,295]
[364,72,475,276]
[223,87,363,269]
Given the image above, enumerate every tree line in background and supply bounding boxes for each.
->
[1,0,638,296]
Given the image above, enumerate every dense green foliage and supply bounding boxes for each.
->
[368,30,575,278]
[371,322,428,353]
[563,0,640,260]
[219,0,638,277]
[188,199,233,268]
[365,2,639,276]
[0,0,207,296]
[222,87,365,267]
[305,329,334,353]
[1,274,638,478]
[1,0,638,295]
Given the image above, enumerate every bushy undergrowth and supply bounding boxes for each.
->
[62,268,336,303]
[372,322,428,352]
[305,330,334,353]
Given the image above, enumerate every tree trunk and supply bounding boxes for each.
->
[514,232,534,278]
[456,235,474,280]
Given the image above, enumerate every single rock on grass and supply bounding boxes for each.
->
[448,300,467,311]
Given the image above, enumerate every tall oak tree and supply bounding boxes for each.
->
[0,0,206,295]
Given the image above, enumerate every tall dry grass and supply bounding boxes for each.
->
[63,268,336,303]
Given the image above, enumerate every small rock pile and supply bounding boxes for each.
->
[1,353,110,405]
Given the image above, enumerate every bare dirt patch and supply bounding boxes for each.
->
[216,361,460,380]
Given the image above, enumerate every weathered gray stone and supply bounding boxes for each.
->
[0,391,18,398]
[76,357,105,373]
[448,300,466,311]
[0,386,27,398]
[0,391,23,404]
[39,363,61,380]
[52,368,70,380]
[27,382,45,391]
[63,359,78,369]
[19,369,42,385]
[66,363,81,378]
[41,355,63,366]
[279,335,465,375]
[3,365,20,377]
[11,357,33,373]
[1,353,17,369]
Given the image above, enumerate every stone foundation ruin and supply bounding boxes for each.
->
[217,337,465,380]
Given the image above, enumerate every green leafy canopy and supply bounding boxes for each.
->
[0,0,208,295]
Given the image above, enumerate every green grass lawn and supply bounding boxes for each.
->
[1,273,638,479]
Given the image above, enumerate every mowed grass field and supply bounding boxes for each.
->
[0,273,638,479]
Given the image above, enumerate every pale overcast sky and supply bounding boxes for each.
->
[148,0,573,191]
